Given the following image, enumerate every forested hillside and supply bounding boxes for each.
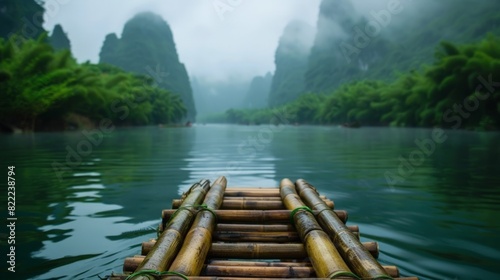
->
[99,12,196,121]
[304,0,500,93]
[0,2,187,132]
[218,0,500,130]
[0,35,186,131]
[217,35,500,130]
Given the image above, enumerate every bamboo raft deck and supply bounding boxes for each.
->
[109,177,419,280]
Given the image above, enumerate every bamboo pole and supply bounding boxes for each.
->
[215,223,358,233]
[130,179,211,280]
[209,242,306,259]
[172,197,334,208]
[161,209,347,224]
[214,231,300,242]
[295,179,392,280]
[206,261,399,276]
[168,177,227,276]
[220,200,287,210]
[125,257,399,278]
[280,179,355,279]
[141,240,378,259]
[207,260,312,267]
[202,265,315,278]
[223,189,281,197]
[216,223,295,232]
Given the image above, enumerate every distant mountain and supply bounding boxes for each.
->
[49,24,71,52]
[268,21,315,107]
[99,12,196,121]
[304,0,500,94]
[243,73,273,109]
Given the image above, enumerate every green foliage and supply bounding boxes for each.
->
[0,35,187,131]
[303,0,500,95]
[218,35,500,130]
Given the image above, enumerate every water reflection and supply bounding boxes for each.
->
[269,126,500,279]
[1,126,499,280]
[181,125,278,191]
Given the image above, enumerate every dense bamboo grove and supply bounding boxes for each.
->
[0,35,187,131]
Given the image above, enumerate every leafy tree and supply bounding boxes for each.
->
[216,35,500,130]
[0,35,187,131]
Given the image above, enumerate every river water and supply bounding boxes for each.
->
[1,125,499,280]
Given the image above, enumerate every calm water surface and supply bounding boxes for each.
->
[1,125,499,280]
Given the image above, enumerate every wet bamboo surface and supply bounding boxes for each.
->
[140,240,378,259]
[124,258,400,278]
[295,179,392,279]
[113,178,419,280]
[161,209,348,224]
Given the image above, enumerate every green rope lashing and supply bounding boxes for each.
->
[370,275,394,280]
[289,206,314,224]
[159,204,217,238]
[328,270,361,279]
[125,270,188,280]
[195,204,218,222]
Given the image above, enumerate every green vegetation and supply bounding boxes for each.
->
[217,35,500,130]
[0,35,186,131]
[304,0,500,94]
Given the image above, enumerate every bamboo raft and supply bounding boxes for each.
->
[108,177,418,280]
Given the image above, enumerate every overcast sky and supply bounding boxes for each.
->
[43,0,325,82]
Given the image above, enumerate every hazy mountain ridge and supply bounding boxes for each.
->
[268,20,315,107]
[243,72,273,109]
[99,12,196,121]
[303,0,500,94]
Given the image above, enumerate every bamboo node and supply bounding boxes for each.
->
[125,269,188,280]
[290,206,314,224]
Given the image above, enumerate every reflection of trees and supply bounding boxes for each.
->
[2,126,194,279]
[428,131,500,212]
[97,127,194,222]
